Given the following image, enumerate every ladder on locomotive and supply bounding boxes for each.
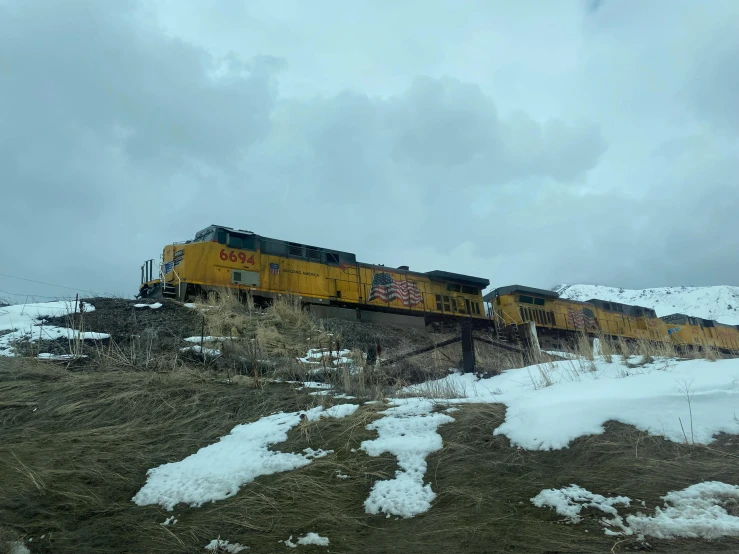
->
[159,252,179,299]
[491,308,521,345]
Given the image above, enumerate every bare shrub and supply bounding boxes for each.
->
[573,332,594,361]
[92,331,181,372]
[703,344,722,362]
[593,332,615,363]
[399,376,467,399]
[527,363,554,390]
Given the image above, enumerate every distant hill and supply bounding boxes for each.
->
[554,284,739,325]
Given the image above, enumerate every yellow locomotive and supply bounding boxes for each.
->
[484,285,739,354]
[139,224,489,326]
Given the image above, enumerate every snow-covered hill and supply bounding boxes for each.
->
[554,284,739,326]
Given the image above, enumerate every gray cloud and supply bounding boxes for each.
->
[0,0,737,303]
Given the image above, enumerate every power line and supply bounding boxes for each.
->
[0,288,77,300]
[0,272,102,296]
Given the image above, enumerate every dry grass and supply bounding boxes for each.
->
[0,360,739,554]
[3,361,738,553]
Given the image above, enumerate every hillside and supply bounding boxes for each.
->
[2,294,739,553]
[554,284,739,325]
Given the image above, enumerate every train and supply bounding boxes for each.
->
[485,285,739,354]
[138,224,490,327]
[138,225,739,354]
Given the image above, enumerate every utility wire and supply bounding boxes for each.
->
[0,288,77,300]
[0,272,102,296]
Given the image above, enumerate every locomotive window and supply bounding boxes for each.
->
[533,298,545,306]
[244,236,255,250]
[447,284,461,292]
[436,294,442,311]
[262,240,288,256]
[216,230,227,244]
[325,253,340,265]
[603,302,611,310]
[461,286,478,295]
[613,304,623,313]
[306,247,321,261]
[288,242,304,257]
[518,295,534,304]
[227,235,243,249]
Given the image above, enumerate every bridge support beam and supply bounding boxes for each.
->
[461,320,476,373]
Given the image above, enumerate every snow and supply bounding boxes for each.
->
[361,398,454,518]
[184,336,234,343]
[291,381,332,390]
[296,533,329,546]
[281,533,329,548]
[180,345,222,358]
[204,538,248,552]
[400,356,739,450]
[531,484,631,523]
[298,347,353,366]
[532,481,739,539]
[134,302,162,309]
[0,300,109,356]
[132,404,359,510]
[556,283,739,325]
[626,481,739,539]
[36,353,88,360]
[8,543,30,554]
[161,516,177,525]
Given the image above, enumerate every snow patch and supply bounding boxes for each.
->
[0,300,108,356]
[297,533,329,546]
[36,353,88,361]
[531,484,631,523]
[132,404,359,510]
[134,302,162,309]
[180,345,222,358]
[280,533,329,548]
[204,538,248,552]
[298,348,353,367]
[532,481,739,539]
[626,481,739,539]
[400,356,739,450]
[361,398,454,518]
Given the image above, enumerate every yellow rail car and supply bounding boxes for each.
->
[139,225,489,325]
[484,285,673,347]
[661,314,739,352]
[485,284,739,354]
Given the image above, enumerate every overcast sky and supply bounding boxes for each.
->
[1,0,738,303]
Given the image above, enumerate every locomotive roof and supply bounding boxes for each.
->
[197,225,489,287]
[483,285,560,302]
[661,313,730,327]
[425,271,490,288]
[587,298,658,318]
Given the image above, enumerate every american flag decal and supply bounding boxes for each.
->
[368,272,423,307]
[269,263,279,275]
[567,307,598,330]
